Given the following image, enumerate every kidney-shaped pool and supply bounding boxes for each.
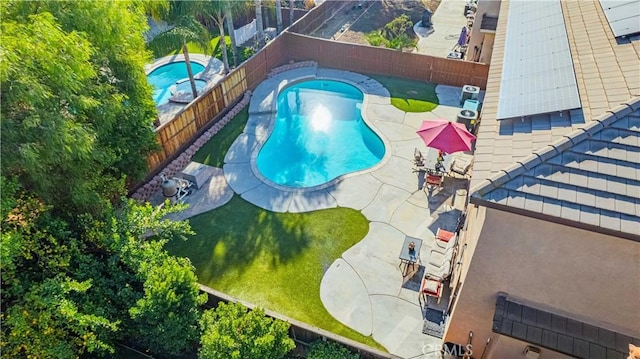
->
[256,80,385,188]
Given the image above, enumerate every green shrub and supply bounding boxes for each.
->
[307,340,360,359]
[212,36,233,61]
[365,30,385,47]
[243,46,255,60]
[383,14,412,39]
[387,33,415,50]
[199,302,295,359]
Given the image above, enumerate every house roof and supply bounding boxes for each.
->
[471,99,640,239]
[493,293,640,359]
[599,0,640,38]
[470,0,640,239]
[471,0,640,191]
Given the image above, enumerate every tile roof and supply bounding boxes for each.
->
[493,293,640,359]
[471,98,640,239]
[471,0,640,208]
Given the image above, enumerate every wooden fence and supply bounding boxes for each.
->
[145,36,289,172]
[283,32,489,88]
[143,0,489,179]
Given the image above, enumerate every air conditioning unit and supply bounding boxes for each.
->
[463,99,481,112]
[457,109,478,132]
[460,85,480,105]
[523,345,541,359]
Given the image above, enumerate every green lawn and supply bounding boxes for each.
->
[367,74,439,112]
[165,196,384,349]
[191,107,249,167]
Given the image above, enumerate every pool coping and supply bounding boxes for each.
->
[145,53,210,75]
[223,66,407,212]
[247,75,393,193]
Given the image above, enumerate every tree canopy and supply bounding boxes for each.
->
[1,0,158,215]
[1,2,302,358]
[0,2,207,357]
[1,176,204,357]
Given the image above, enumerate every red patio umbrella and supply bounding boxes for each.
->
[416,119,476,154]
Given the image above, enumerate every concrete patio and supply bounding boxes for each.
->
[162,66,481,358]
[413,0,471,57]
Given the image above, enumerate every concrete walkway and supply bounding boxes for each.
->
[221,66,476,358]
[414,0,470,57]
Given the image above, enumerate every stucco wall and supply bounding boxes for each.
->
[467,0,501,63]
[444,207,640,356]
[448,203,486,307]
[478,33,495,64]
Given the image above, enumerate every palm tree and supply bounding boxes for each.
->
[255,0,264,45]
[147,2,210,99]
[223,1,253,67]
[201,1,230,74]
[289,0,294,27]
[275,0,283,33]
[224,1,239,67]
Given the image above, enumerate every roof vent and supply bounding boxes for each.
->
[460,85,480,105]
[457,109,478,132]
[523,345,541,359]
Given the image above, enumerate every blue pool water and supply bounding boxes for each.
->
[256,80,385,188]
[147,61,205,105]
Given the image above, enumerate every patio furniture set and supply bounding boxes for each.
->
[419,228,458,306]
[413,118,476,194]
[413,147,474,194]
[397,227,460,307]
[408,118,474,308]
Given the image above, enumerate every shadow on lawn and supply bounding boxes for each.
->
[171,196,311,283]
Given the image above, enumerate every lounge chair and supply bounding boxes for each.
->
[424,243,456,281]
[449,154,474,178]
[434,228,456,252]
[423,258,452,282]
[419,275,443,305]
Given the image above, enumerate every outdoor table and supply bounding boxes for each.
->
[420,148,454,173]
[399,236,422,277]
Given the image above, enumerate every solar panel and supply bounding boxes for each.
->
[497,0,581,120]
[599,0,640,37]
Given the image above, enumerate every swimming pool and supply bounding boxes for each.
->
[147,61,205,105]
[256,80,385,188]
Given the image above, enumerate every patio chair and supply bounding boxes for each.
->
[449,154,474,178]
[423,171,444,194]
[424,245,455,281]
[414,147,426,168]
[434,228,457,252]
[419,275,443,306]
